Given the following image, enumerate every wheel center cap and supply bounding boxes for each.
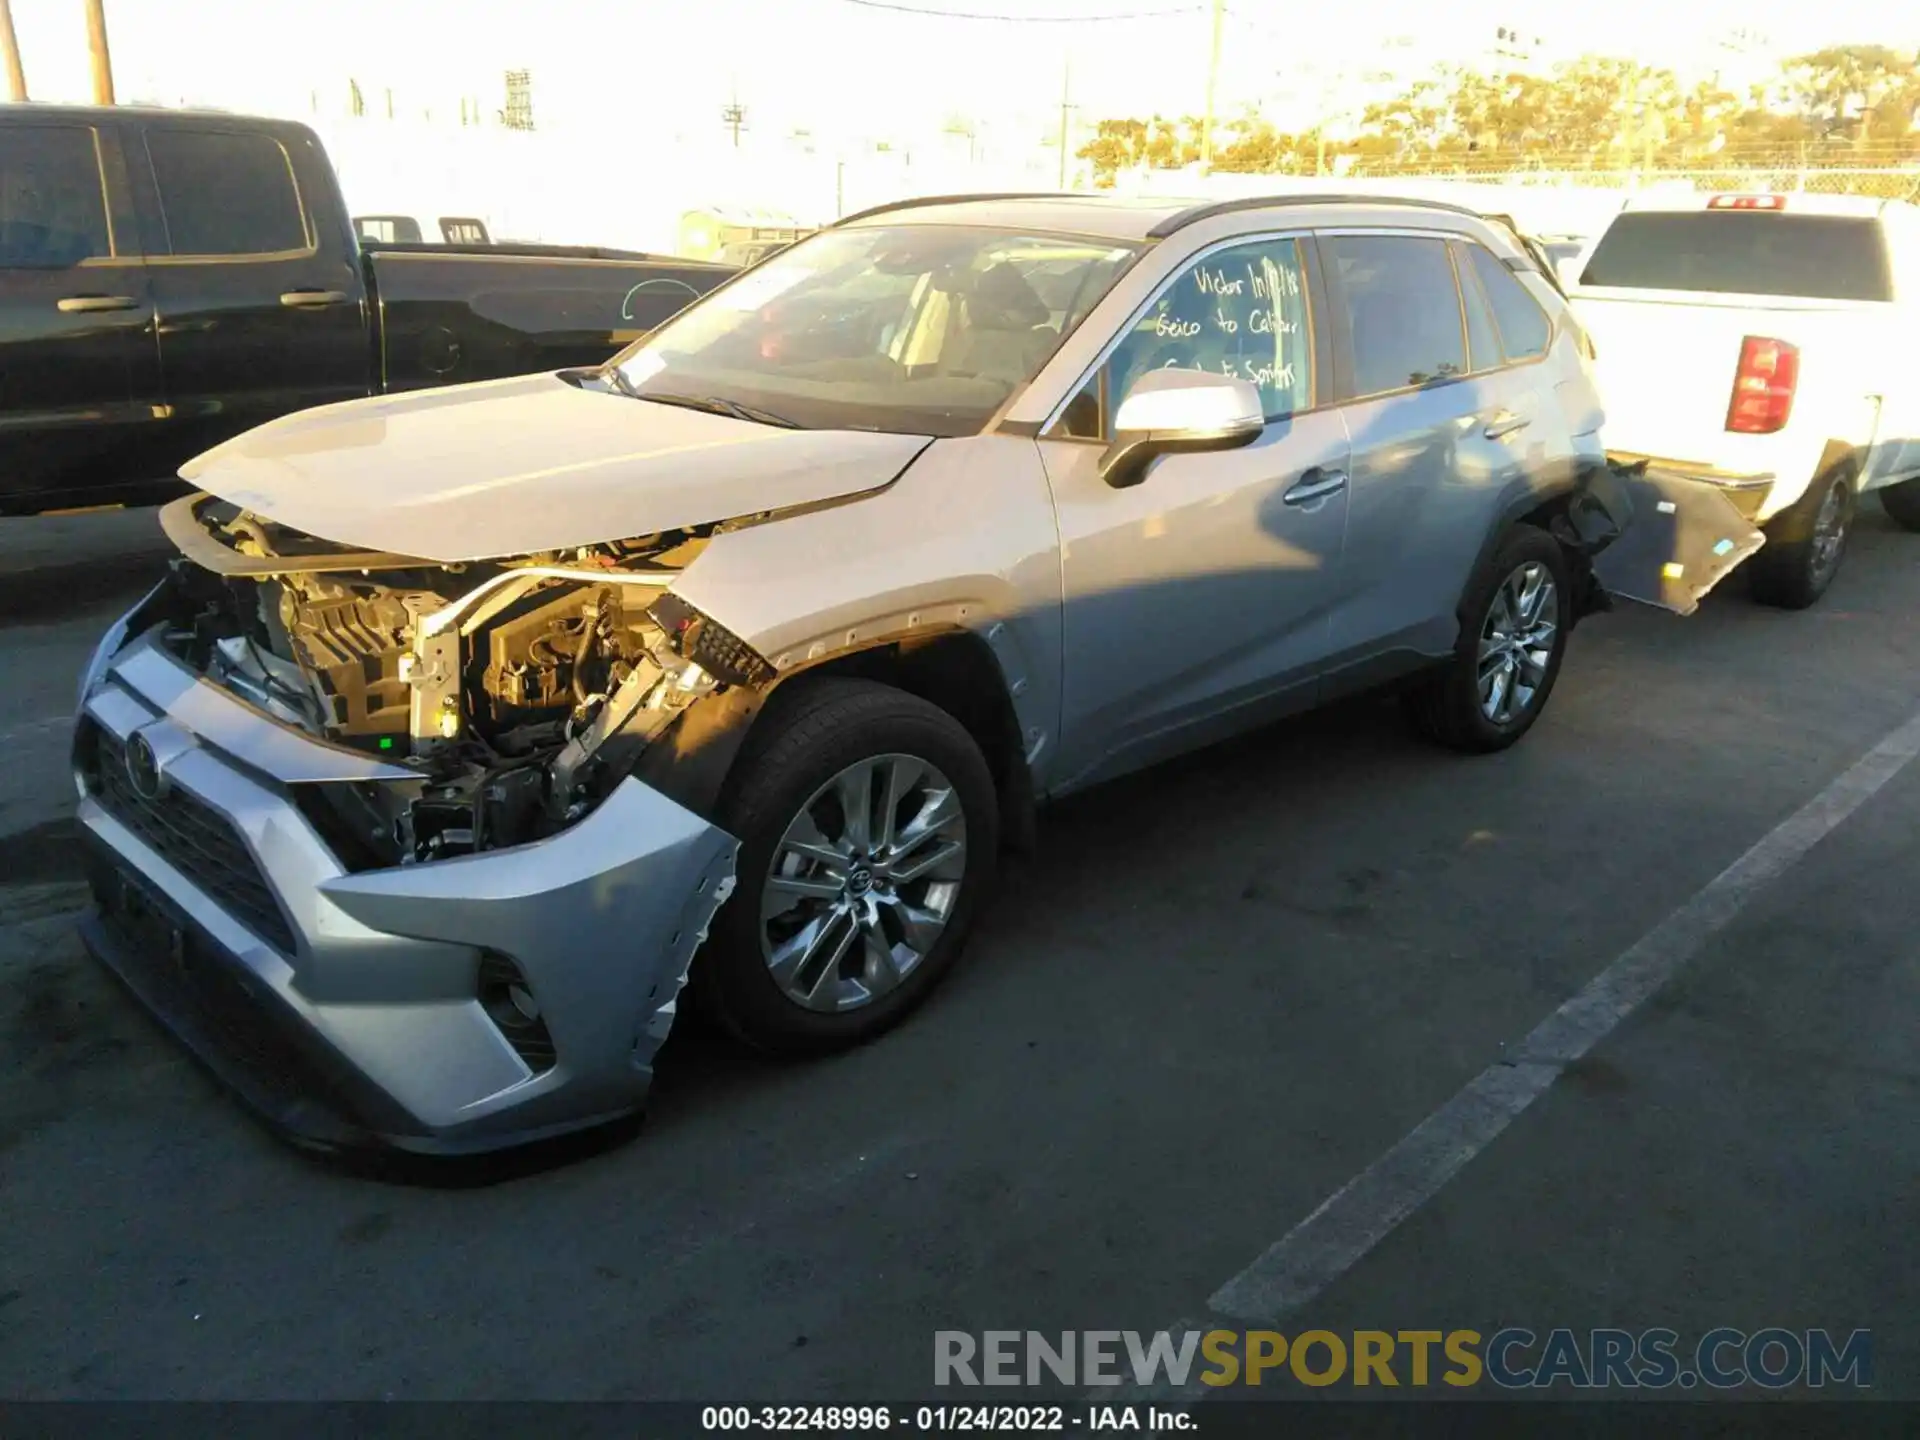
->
[847,866,875,896]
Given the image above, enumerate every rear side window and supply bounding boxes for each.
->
[1465,244,1551,361]
[1578,212,1892,302]
[1323,234,1465,397]
[0,125,110,267]
[145,130,308,257]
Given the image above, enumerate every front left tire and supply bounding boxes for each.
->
[693,678,999,1057]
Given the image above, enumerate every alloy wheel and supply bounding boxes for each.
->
[1478,561,1559,725]
[759,753,969,1012]
[1808,480,1849,588]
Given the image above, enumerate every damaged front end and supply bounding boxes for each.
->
[154,492,771,870]
[71,493,771,1154]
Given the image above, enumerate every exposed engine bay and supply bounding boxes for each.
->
[151,494,774,869]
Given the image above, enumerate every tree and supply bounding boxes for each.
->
[1076,117,1149,185]
[1358,75,1454,155]
[1782,45,1917,148]
[1074,115,1200,184]
[1077,44,1920,180]
[1210,115,1299,173]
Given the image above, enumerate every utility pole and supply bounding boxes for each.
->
[722,95,746,148]
[1,0,28,102]
[1057,58,1075,188]
[1199,0,1225,171]
[84,0,114,105]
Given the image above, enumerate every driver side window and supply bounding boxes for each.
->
[1056,237,1314,439]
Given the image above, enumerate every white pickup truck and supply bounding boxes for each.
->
[1570,191,1920,607]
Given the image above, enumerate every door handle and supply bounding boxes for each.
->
[56,294,139,313]
[280,289,349,308]
[1483,411,1531,441]
[1283,467,1348,506]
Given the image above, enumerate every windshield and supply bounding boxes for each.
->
[1578,212,1893,302]
[612,224,1142,437]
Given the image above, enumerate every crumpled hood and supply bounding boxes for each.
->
[179,372,932,564]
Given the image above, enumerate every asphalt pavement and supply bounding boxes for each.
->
[0,503,1915,1403]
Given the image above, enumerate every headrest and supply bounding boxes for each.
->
[968,262,1050,330]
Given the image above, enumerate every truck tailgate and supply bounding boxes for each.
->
[1571,291,1859,466]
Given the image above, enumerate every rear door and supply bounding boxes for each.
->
[0,119,163,512]
[1319,229,1549,665]
[130,120,367,470]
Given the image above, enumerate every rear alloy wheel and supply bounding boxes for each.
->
[1750,469,1852,610]
[1879,476,1920,534]
[1408,524,1570,754]
[695,679,998,1055]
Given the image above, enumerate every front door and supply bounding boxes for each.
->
[0,121,163,510]
[1036,234,1351,794]
[130,122,367,475]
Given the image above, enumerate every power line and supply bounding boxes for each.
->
[835,0,1200,21]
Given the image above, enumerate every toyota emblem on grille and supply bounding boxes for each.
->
[124,727,168,800]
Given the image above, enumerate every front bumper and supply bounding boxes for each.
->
[74,624,738,1156]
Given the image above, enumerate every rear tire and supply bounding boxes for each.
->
[1408,524,1571,755]
[693,678,998,1057]
[1878,476,1920,533]
[1750,468,1853,610]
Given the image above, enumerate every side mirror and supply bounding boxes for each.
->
[1100,369,1265,489]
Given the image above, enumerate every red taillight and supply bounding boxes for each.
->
[1708,194,1787,210]
[1726,336,1799,435]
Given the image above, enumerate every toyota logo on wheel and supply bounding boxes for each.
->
[124,727,168,801]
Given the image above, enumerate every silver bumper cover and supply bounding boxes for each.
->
[75,624,738,1155]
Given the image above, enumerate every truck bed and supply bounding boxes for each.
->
[363,247,736,393]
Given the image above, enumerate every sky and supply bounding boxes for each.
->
[6,0,1910,148]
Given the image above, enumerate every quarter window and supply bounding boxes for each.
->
[0,125,110,267]
[1322,234,1466,398]
[145,130,307,257]
[1456,245,1504,373]
[1466,243,1551,361]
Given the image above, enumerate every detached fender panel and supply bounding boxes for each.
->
[1588,462,1768,616]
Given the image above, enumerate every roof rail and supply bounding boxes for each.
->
[1144,192,1487,238]
[831,191,1085,227]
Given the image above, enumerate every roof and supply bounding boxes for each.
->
[834,190,1497,242]
[1618,190,1893,218]
[0,102,318,137]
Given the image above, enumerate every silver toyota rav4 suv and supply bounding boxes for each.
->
[76,192,1636,1154]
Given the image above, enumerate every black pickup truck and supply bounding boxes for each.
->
[0,106,737,515]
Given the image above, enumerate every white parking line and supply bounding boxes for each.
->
[1108,703,1920,1400]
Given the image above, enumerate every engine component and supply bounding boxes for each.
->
[646,591,776,688]
[279,578,433,738]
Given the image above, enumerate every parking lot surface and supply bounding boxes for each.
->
[1,505,1916,1400]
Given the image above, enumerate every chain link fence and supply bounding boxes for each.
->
[1337,163,1920,203]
